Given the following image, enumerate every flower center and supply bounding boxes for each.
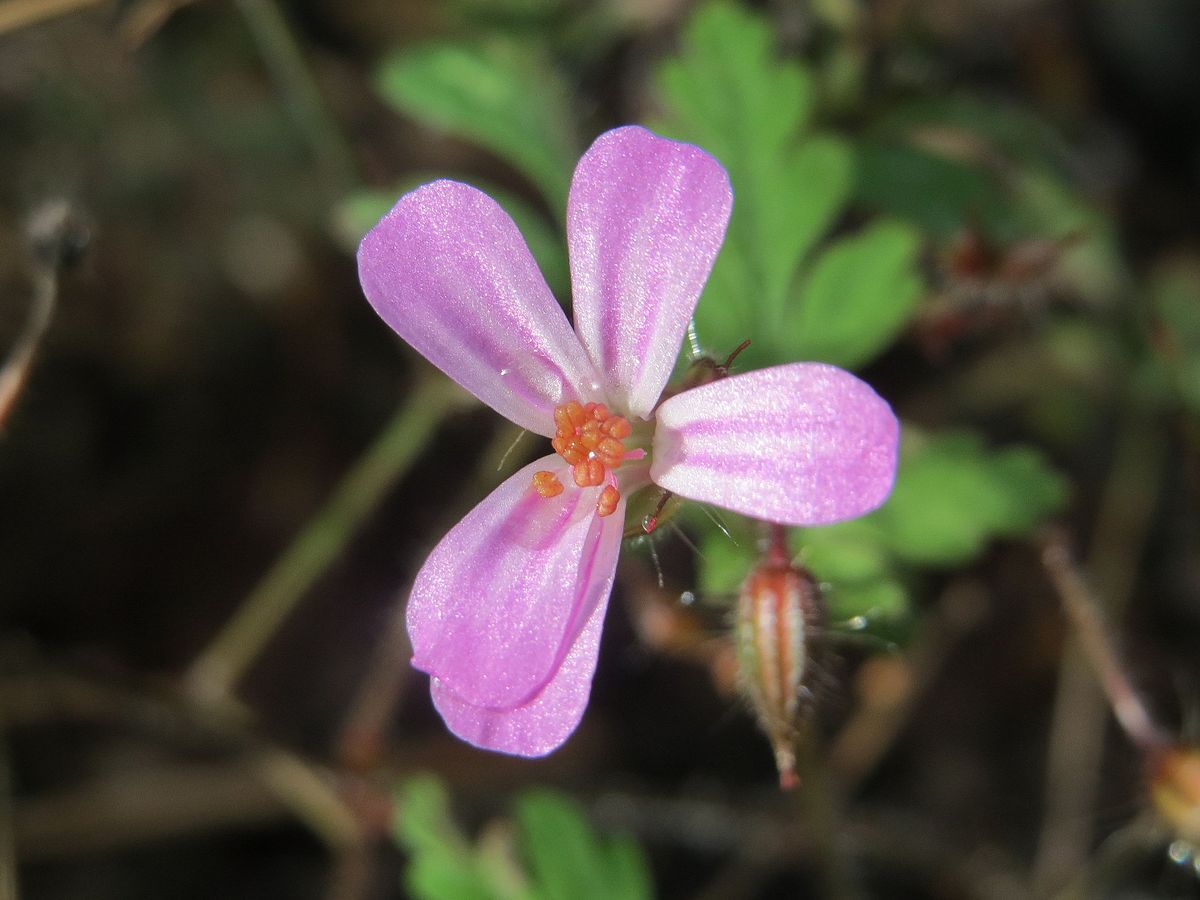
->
[533,400,632,517]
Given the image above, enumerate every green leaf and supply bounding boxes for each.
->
[395,776,496,900]
[332,188,396,251]
[653,2,856,351]
[697,529,756,597]
[654,2,813,165]
[794,519,890,585]
[407,853,497,900]
[823,578,911,641]
[516,790,652,900]
[1150,256,1200,411]
[787,219,923,368]
[869,430,1069,566]
[395,774,468,855]
[376,40,578,209]
[793,521,911,637]
[854,139,1010,238]
[753,134,855,328]
[602,835,654,900]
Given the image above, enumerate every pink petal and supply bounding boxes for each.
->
[406,455,625,710]
[358,181,601,436]
[568,126,732,420]
[429,587,608,757]
[650,363,899,525]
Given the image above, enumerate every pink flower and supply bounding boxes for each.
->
[358,126,898,756]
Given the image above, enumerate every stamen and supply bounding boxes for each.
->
[596,485,620,517]
[532,471,564,498]
[602,418,631,440]
[573,458,604,487]
[532,400,635,515]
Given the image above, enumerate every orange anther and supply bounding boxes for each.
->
[573,458,604,488]
[553,405,573,432]
[566,402,587,428]
[542,402,633,506]
[595,437,625,467]
[602,417,632,440]
[596,485,620,517]
[532,471,564,498]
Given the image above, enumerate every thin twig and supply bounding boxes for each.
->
[14,762,287,859]
[234,0,358,196]
[0,711,17,900]
[2,200,90,429]
[335,599,412,772]
[186,379,470,701]
[793,720,863,900]
[1032,416,1166,896]
[1041,529,1167,752]
[0,269,53,432]
[118,0,201,48]
[1,661,384,896]
[0,0,103,36]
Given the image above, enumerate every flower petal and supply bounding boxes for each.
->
[650,363,899,525]
[358,180,601,435]
[568,126,732,420]
[406,455,624,710]
[429,586,608,757]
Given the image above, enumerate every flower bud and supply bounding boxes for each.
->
[735,547,822,790]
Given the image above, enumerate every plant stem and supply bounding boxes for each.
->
[1041,529,1166,752]
[234,0,358,196]
[0,714,17,900]
[0,0,101,36]
[1032,416,1165,896]
[186,379,468,701]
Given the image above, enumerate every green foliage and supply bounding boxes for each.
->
[859,95,1126,300]
[695,524,755,598]
[870,430,1069,566]
[788,219,923,367]
[696,425,1069,635]
[854,139,1008,238]
[653,0,921,371]
[376,40,578,210]
[516,791,653,900]
[397,776,499,900]
[1149,256,1200,412]
[394,776,653,900]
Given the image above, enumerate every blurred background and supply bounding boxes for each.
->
[2,0,1200,897]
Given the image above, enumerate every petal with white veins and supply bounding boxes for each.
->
[429,581,610,757]
[568,126,732,420]
[650,363,899,525]
[359,180,601,436]
[407,455,624,710]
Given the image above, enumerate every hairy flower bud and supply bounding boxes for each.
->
[735,533,822,790]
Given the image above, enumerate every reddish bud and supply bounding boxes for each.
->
[735,542,822,790]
